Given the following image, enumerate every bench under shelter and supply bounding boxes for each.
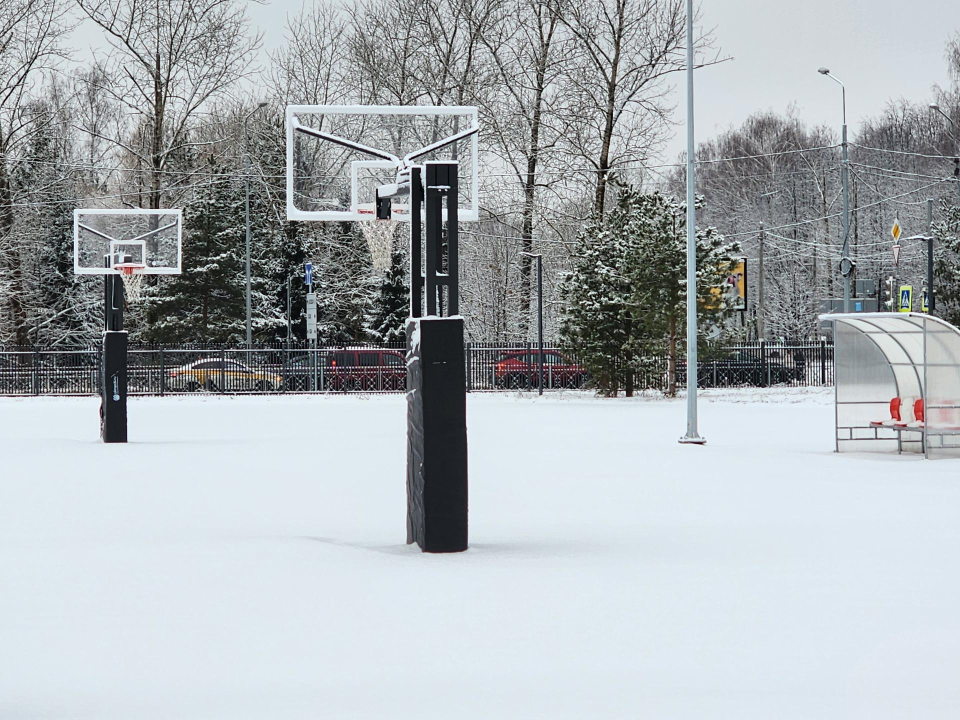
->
[820,312,960,459]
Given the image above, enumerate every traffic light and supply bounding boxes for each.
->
[883,276,896,310]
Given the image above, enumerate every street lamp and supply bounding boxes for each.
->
[818,67,852,313]
[929,103,960,204]
[679,0,704,444]
[519,251,544,395]
[244,101,269,347]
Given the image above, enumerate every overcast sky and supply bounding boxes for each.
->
[73,0,957,164]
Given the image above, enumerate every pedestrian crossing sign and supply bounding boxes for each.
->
[899,285,913,313]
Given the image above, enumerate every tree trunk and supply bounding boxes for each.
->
[667,314,677,397]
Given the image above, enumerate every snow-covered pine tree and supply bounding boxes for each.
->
[561,184,739,396]
[366,244,408,344]
[933,201,960,327]
[560,189,645,395]
[140,161,247,342]
[627,190,740,396]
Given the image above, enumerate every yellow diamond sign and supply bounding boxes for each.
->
[891,217,902,241]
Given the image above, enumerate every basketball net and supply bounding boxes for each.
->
[116,265,146,303]
[360,219,398,272]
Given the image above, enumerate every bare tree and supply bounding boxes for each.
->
[0,0,71,345]
[560,0,718,215]
[76,0,262,210]
[479,0,571,334]
[268,2,351,106]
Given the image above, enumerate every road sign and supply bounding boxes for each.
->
[306,292,317,340]
[899,285,913,313]
[891,216,902,242]
[922,289,929,313]
[304,262,313,287]
[892,244,901,266]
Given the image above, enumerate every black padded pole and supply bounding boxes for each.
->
[425,164,442,316]
[101,254,128,443]
[410,166,423,319]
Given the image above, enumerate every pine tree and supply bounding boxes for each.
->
[561,184,739,396]
[933,202,960,326]
[366,245,409,343]
[140,162,247,342]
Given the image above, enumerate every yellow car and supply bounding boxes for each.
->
[167,359,282,392]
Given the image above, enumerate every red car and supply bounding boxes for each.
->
[494,350,587,389]
[323,349,406,391]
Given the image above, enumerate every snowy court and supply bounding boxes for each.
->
[1,390,958,719]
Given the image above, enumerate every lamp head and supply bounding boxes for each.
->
[929,103,940,111]
[257,101,268,109]
[818,67,830,75]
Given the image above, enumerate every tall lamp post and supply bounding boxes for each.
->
[680,0,704,444]
[818,67,852,313]
[930,103,960,204]
[244,101,269,347]
[520,251,544,396]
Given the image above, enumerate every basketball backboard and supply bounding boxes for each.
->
[285,105,479,222]
[74,209,182,275]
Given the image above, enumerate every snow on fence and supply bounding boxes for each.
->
[0,341,833,396]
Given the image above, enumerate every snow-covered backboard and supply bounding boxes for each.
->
[285,105,479,222]
[74,209,182,275]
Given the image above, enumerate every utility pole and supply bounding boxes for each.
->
[758,222,765,340]
[680,0,704,444]
[930,104,960,205]
[819,68,852,312]
[927,198,935,314]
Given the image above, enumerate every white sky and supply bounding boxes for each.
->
[71,0,958,163]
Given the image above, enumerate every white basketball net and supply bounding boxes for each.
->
[360,220,398,272]
[117,266,145,303]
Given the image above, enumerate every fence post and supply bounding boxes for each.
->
[32,348,40,395]
[526,341,531,390]
[820,339,827,386]
[760,339,768,387]
[465,342,472,392]
[160,346,165,396]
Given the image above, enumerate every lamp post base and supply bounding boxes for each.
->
[678,435,707,445]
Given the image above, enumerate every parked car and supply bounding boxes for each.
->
[281,349,407,391]
[493,350,588,389]
[166,359,282,392]
[678,350,794,387]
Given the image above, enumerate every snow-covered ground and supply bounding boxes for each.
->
[1,389,958,719]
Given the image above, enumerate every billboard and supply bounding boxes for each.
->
[721,258,747,312]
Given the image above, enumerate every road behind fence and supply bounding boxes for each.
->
[0,341,833,397]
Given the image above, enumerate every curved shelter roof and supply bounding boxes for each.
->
[819,312,960,458]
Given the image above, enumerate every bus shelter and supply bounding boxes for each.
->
[820,312,960,459]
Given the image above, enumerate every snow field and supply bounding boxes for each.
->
[0,390,958,719]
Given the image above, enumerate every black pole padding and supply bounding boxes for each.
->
[101,330,128,443]
[410,166,424,318]
[406,317,468,552]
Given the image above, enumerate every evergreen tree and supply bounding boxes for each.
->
[561,184,739,396]
[141,163,248,342]
[933,202,960,327]
[366,245,409,343]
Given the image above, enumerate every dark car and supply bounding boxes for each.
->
[493,350,588,389]
[282,349,406,392]
[679,349,794,388]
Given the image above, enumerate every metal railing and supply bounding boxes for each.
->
[0,340,834,396]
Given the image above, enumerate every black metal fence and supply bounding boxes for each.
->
[0,340,834,397]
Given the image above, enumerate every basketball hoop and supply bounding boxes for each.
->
[358,209,398,272]
[115,263,146,303]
